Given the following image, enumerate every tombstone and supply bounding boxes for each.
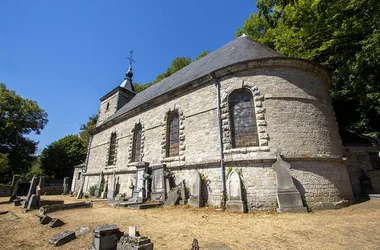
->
[100,181,108,199]
[49,218,65,228]
[9,179,20,202]
[164,187,180,206]
[40,215,52,225]
[150,165,167,201]
[272,154,307,213]
[22,175,39,209]
[63,177,70,195]
[117,226,153,250]
[95,173,104,198]
[107,173,117,200]
[188,172,203,207]
[360,170,375,194]
[179,180,187,205]
[226,170,246,212]
[131,162,149,203]
[27,194,40,210]
[48,231,76,246]
[90,224,123,250]
[76,183,84,199]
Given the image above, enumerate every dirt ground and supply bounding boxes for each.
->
[1,196,380,250]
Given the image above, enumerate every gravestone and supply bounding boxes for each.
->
[100,181,108,199]
[9,178,20,202]
[27,194,40,210]
[95,173,104,197]
[150,165,167,201]
[360,170,375,194]
[107,173,116,200]
[272,154,307,213]
[117,226,153,250]
[40,215,52,225]
[164,187,180,206]
[22,175,38,209]
[63,177,70,195]
[75,226,90,237]
[131,163,149,203]
[49,231,76,246]
[226,170,246,212]
[188,172,203,207]
[179,180,187,205]
[90,224,123,250]
[49,218,65,228]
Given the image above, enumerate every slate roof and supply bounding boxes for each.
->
[102,35,285,126]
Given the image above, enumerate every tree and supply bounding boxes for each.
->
[79,114,98,148]
[40,135,86,179]
[0,83,48,175]
[237,0,380,141]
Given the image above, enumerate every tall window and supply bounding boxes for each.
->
[229,89,259,148]
[108,132,117,165]
[132,124,142,162]
[166,111,179,157]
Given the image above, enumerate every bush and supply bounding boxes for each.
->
[88,185,98,196]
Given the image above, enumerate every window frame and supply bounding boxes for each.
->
[107,132,117,166]
[166,111,180,157]
[131,123,142,162]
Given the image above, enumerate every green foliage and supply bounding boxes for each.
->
[28,157,44,177]
[0,83,48,175]
[88,185,98,196]
[133,50,209,93]
[0,153,9,174]
[237,0,380,141]
[40,135,86,179]
[79,114,98,148]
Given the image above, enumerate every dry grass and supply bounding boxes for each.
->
[1,195,380,249]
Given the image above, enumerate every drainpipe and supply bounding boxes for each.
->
[210,72,226,208]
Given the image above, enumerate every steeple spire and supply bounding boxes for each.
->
[120,50,136,92]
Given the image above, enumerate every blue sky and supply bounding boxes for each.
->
[0,0,257,151]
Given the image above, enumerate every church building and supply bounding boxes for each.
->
[80,35,371,210]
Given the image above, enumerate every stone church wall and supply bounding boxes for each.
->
[84,61,354,209]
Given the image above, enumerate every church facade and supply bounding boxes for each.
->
[81,35,357,210]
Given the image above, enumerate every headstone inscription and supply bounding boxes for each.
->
[188,172,203,207]
[226,170,246,212]
[272,153,307,213]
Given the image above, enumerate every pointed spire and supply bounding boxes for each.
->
[120,50,136,92]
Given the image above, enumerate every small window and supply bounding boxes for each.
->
[106,102,110,111]
[229,89,259,148]
[369,152,380,170]
[77,171,81,180]
[108,132,117,165]
[132,124,142,162]
[166,111,179,157]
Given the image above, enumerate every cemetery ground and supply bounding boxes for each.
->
[0,196,380,249]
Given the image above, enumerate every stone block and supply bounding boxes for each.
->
[48,231,76,246]
[91,224,124,250]
[13,199,22,206]
[49,218,65,228]
[40,215,52,225]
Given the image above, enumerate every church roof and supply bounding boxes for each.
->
[102,35,285,125]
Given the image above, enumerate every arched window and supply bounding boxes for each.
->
[166,111,179,157]
[229,89,258,148]
[132,124,142,162]
[108,132,117,165]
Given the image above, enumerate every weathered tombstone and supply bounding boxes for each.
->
[100,181,108,199]
[49,218,65,228]
[40,215,52,225]
[94,173,104,197]
[9,178,20,202]
[27,194,40,210]
[22,175,38,209]
[150,165,167,201]
[179,180,187,205]
[131,163,149,203]
[75,226,90,237]
[63,177,70,195]
[188,172,203,207]
[117,226,153,250]
[226,170,246,212]
[360,170,375,194]
[90,224,123,250]
[107,173,116,200]
[48,231,76,246]
[164,187,180,206]
[272,154,307,213]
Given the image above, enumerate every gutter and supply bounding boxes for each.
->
[210,72,227,208]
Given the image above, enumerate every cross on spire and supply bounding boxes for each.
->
[127,50,135,69]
